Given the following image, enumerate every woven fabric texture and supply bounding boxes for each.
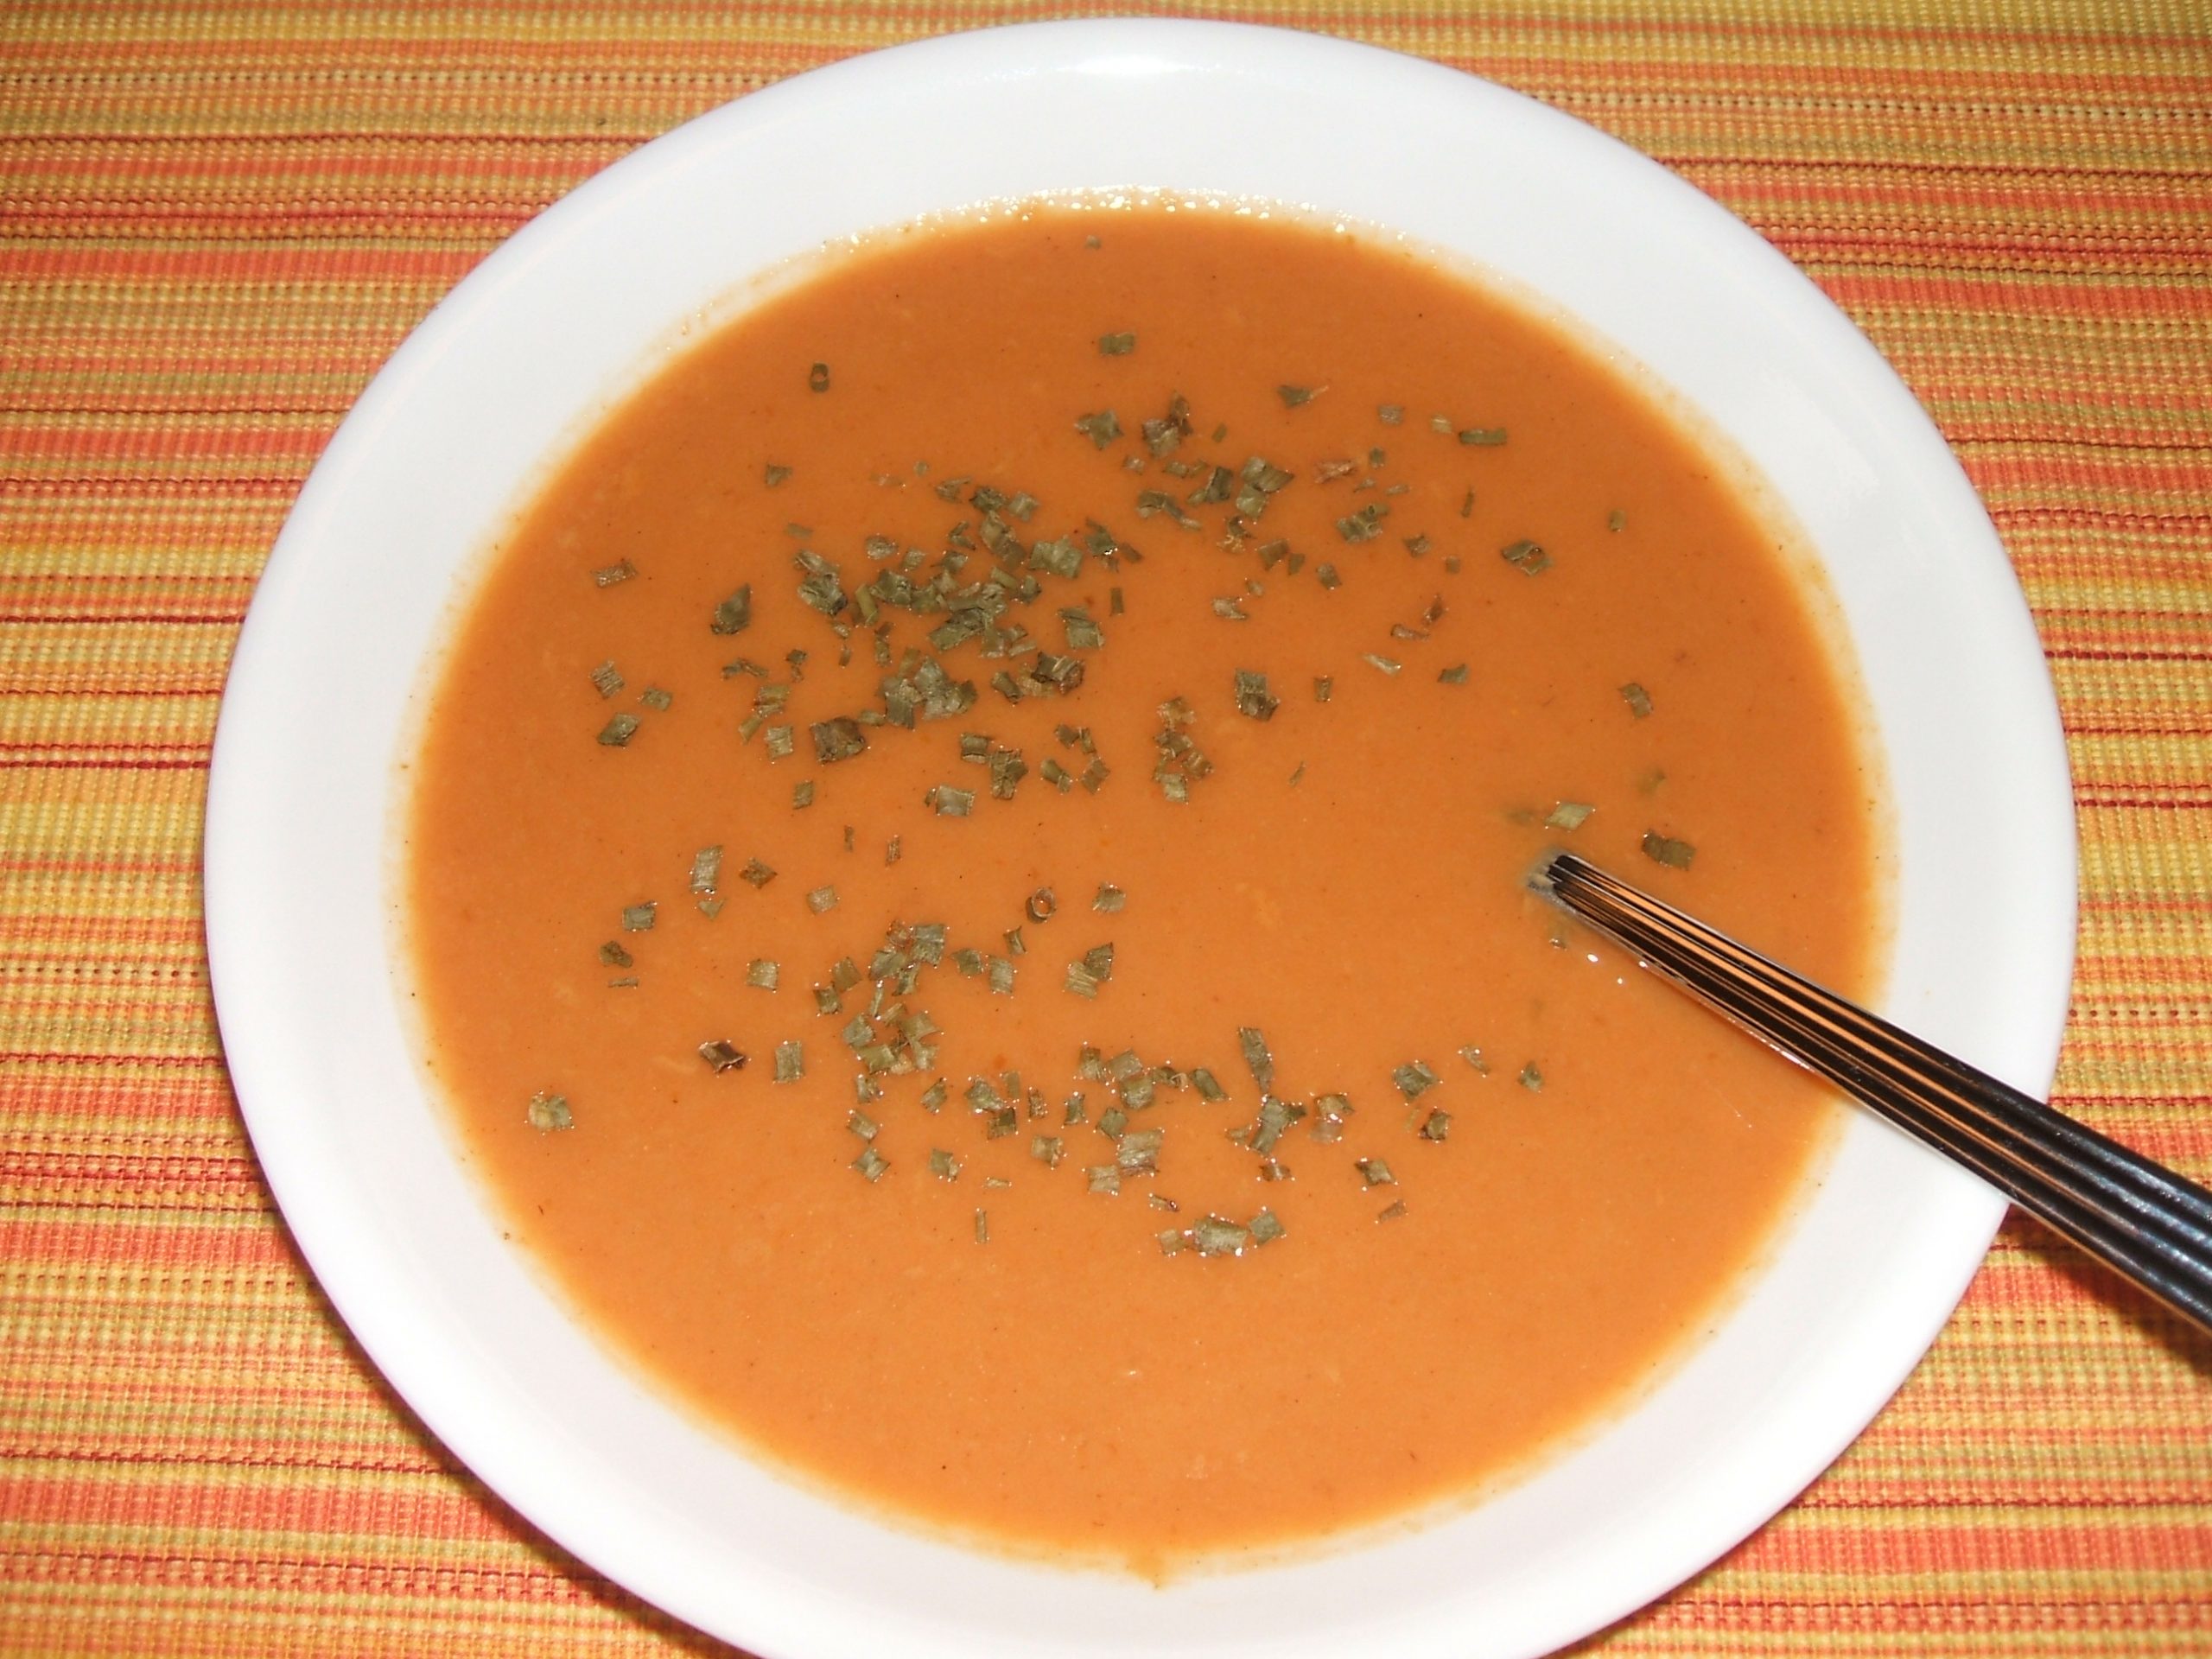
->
[3,3,2209,1653]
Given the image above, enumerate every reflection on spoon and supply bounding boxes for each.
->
[1532,848,2212,1337]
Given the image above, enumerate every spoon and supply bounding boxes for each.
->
[1531,848,2212,1336]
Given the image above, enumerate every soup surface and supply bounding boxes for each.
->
[405,200,1883,1574]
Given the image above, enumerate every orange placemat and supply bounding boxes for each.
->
[3,3,2208,1654]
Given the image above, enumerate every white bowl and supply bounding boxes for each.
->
[205,20,2075,1659]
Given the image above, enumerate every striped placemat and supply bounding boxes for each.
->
[3,3,2207,1652]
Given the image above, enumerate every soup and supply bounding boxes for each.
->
[404,200,1883,1574]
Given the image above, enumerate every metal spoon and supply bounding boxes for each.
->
[1531,848,2212,1336]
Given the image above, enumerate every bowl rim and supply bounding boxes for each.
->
[205,18,2077,1659]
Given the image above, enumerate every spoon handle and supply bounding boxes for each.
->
[1535,849,2212,1335]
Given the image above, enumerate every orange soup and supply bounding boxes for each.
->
[404,201,1884,1574]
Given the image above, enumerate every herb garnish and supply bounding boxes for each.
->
[699,1039,747,1074]
[1500,539,1550,575]
[1074,410,1122,448]
[1620,683,1654,719]
[1519,1063,1544,1091]
[596,714,640,747]
[1546,802,1595,830]
[1097,331,1136,355]
[773,1040,804,1082]
[689,846,722,895]
[1393,1061,1440,1101]
[711,584,753,634]
[526,1090,573,1132]
[1233,669,1280,721]
[589,660,623,698]
[808,361,830,392]
[1642,831,1696,870]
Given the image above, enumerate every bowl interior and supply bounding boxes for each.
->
[205,20,2075,1659]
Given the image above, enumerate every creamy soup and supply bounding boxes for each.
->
[404,200,1883,1576]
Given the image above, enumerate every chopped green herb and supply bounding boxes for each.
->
[1362,653,1402,676]
[746,958,779,990]
[773,1040,804,1082]
[1233,668,1280,721]
[1519,1062,1544,1091]
[1277,385,1318,408]
[847,1109,878,1141]
[1086,1164,1122,1197]
[1377,404,1404,425]
[1237,1027,1274,1090]
[1458,426,1507,446]
[699,1039,747,1074]
[588,660,624,698]
[1157,1227,1185,1255]
[1313,676,1333,702]
[1193,1214,1249,1255]
[1377,1198,1408,1223]
[1336,504,1389,543]
[711,584,753,634]
[1031,1135,1065,1169]
[639,686,672,711]
[621,902,657,932]
[1621,682,1654,719]
[1026,887,1057,924]
[853,1145,888,1181]
[1500,539,1550,575]
[1116,1127,1164,1177]
[1191,1067,1227,1102]
[806,885,837,914]
[592,559,637,588]
[1438,663,1470,685]
[690,846,722,895]
[1607,508,1627,532]
[1642,831,1696,870]
[1097,331,1136,355]
[929,1147,961,1181]
[1211,596,1249,622]
[1546,801,1596,830]
[1316,563,1341,590]
[811,717,868,764]
[1250,1207,1286,1246]
[927,784,976,817]
[808,361,830,393]
[739,857,775,888]
[1393,1061,1440,1100]
[1419,1109,1452,1141]
[526,1090,574,1132]
[988,956,1015,995]
[973,1207,989,1243]
[1356,1157,1396,1187]
[1074,409,1122,448]
[1093,882,1125,912]
[596,713,640,747]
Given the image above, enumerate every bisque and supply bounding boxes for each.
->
[405,200,1881,1574]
